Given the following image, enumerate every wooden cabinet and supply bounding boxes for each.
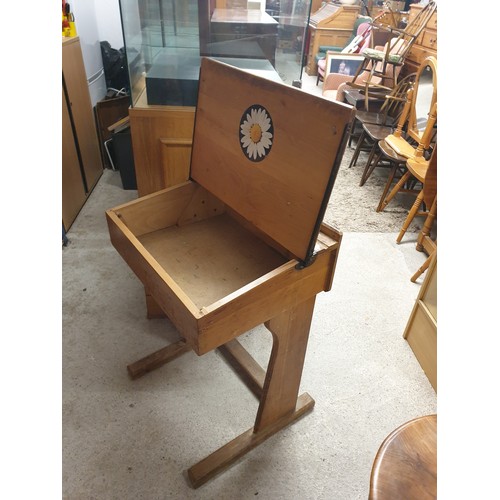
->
[62,37,103,231]
[128,98,195,198]
[402,4,437,75]
[403,254,437,392]
[62,87,87,230]
[305,3,360,76]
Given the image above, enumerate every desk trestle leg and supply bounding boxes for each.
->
[125,297,317,489]
[188,297,316,488]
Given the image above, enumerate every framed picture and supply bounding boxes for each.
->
[325,53,364,78]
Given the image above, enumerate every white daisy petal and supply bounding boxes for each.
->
[260,137,271,149]
[247,142,256,158]
[241,123,251,135]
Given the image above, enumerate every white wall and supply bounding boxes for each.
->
[94,0,125,49]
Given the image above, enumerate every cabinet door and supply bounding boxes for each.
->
[62,38,102,192]
[62,88,87,231]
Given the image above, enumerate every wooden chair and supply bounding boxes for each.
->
[347,72,415,149]
[349,122,394,186]
[346,1,437,109]
[412,144,437,282]
[374,140,413,212]
[378,56,438,238]
[369,414,437,500]
[384,56,437,161]
[347,73,416,177]
[388,142,437,243]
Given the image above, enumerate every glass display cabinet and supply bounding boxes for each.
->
[118,0,314,107]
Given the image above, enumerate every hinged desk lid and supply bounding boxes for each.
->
[191,58,354,263]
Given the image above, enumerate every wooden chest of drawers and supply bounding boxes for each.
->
[403,4,437,75]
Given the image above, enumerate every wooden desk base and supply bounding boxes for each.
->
[127,297,317,488]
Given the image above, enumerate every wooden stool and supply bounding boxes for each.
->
[369,414,437,500]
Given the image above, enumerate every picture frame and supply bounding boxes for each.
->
[325,52,364,78]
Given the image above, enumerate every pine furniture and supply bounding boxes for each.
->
[106,58,354,487]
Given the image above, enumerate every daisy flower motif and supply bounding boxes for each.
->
[239,105,274,162]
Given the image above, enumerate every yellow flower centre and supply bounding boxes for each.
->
[250,124,262,143]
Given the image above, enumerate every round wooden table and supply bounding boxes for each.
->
[369,414,437,499]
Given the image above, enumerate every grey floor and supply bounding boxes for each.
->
[62,74,437,499]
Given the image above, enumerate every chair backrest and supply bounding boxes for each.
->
[384,56,437,159]
[373,1,437,64]
[396,57,437,144]
[380,72,417,120]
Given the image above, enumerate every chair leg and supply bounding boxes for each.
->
[378,170,411,212]
[416,198,437,252]
[410,251,435,283]
[359,145,380,186]
[397,189,424,243]
[348,129,367,168]
[348,120,359,148]
[376,163,399,212]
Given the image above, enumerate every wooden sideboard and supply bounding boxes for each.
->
[402,3,437,76]
[305,3,360,76]
[62,37,103,231]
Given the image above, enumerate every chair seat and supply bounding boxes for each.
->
[406,156,429,183]
[363,122,393,141]
[362,48,404,65]
[385,133,417,158]
[378,139,407,163]
[355,110,396,127]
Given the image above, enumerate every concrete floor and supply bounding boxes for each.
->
[62,164,436,498]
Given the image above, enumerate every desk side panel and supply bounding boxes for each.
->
[197,244,339,354]
[106,211,200,346]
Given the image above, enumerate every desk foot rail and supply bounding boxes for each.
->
[187,392,315,489]
[127,339,191,379]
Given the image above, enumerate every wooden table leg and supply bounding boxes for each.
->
[187,296,317,488]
